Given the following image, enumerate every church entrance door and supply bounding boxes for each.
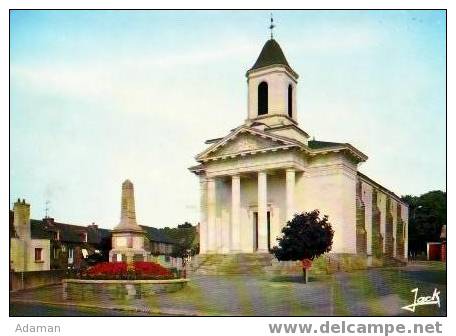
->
[253,211,271,252]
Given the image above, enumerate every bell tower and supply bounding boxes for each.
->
[246,28,299,126]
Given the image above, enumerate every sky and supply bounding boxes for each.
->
[10,10,446,229]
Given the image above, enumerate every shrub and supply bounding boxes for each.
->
[272,210,334,283]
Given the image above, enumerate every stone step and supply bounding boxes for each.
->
[191,253,274,275]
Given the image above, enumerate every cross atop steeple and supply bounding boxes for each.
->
[269,13,275,39]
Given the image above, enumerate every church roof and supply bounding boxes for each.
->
[248,39,297,77]
[195,125,302,162]
[308,139,368,161]
[308,140,345,149]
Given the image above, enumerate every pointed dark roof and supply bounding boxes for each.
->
[248,39,297,77]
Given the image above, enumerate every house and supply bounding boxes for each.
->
[10,198,177,271]
[10,200,50,272]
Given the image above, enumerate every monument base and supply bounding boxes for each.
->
[109,248,149,263]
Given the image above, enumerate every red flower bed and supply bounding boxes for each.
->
[87,262,127,276]
[85,261,174,280]
[133,261,172,277]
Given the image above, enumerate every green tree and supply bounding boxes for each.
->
[161,223,199,259]
[402,190,446,257]
[272,210,334,283]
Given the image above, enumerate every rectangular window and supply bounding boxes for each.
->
[68,248,74,262]
[35,248,42,261]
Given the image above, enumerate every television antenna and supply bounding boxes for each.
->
[45,200,51,218]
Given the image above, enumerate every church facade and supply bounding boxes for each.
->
[190,37,408,261]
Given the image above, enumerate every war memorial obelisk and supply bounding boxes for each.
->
[109,180,148,262]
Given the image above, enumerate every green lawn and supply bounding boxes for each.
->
[10,262,446,316]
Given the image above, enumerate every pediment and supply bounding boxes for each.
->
[197,127,300,161]
[215,133,279,155]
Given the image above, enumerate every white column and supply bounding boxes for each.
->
[207,177,216,253]
[286,168,295,221]
[231,174,241,252]
[257,171,268,252]
[199,176,208,254]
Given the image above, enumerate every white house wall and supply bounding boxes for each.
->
[298,157,357,254]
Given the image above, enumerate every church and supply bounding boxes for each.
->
[189,33,408,263]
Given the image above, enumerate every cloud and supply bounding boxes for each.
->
[11,38,256,98]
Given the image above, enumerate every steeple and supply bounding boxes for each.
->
[247,16,297,78]
[249,39,296,76]
[246,34,299,125]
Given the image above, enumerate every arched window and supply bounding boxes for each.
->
[258,82,268,115]
[288,84,293,118]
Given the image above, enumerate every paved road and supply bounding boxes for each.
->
[10,302,156,316]
[10,262,446,316]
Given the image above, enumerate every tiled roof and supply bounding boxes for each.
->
[30,219,110,244]
[12,212,175,245]
[30,220,54,239]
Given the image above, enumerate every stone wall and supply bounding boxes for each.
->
[356,180,367,254]
[385,197,394,257]
[62,278,189,301]
[10,269,66,291]
[371,189,383,258]
[358,173,408,260]
[396,205,405,260]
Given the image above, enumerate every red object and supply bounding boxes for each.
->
[441,242,446,262]
[301,259,312,269]
[133,261,172,277]
[427,243,441,261]
[86,261,172,278]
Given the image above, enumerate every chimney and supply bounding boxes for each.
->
[13,199,31,240]
[88,222,98,229]
[43,217,55,227]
